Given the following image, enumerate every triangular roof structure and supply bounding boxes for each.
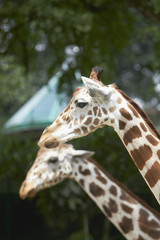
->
[4,72,68,134]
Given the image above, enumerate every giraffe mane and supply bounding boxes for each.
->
[113,84,160,140]
[87,157,160,219]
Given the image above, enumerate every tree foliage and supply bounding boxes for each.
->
[1,0,160,239]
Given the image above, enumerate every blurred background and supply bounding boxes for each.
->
[0,1,160,239]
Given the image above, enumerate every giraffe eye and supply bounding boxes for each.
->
[48,157,58,164]
[76,102,88,108]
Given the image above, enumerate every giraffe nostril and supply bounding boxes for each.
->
[44,137,60,148]
[45,141,56,148]
[27,189,36,198]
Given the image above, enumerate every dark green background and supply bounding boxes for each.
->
[0,1,160,239]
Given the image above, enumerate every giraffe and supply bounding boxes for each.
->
[38,66,160,204]
[20,144,160,240]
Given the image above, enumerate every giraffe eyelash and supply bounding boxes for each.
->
[76,102,88,108]
[48,157,58,164]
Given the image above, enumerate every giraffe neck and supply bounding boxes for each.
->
[103,85,160,204]
[71,158,160,240]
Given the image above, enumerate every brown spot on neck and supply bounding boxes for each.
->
[146,134,159,146]
[79,179,85,187]
[121,203,133,214]
[139,208,160,239]
[123,126,142,146]
[79,166,91,176]
[157,150,160,159]
[120,108,133,121]
[119,216,133,234]
[119,120,126,130]
[94,167,107,184]
[96,175,107,184]
[120,190,137,204]
[137,235,145,240]
[108,198,118,214]
[102,204,112,218]
[130,144,153,170]
[128,103,139,118]
[145,161,160,188]
[109,185,117,196]
[102,199,118,218]
[89,182,105,197]
[140,122,147,132]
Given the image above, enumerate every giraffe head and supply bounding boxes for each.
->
[19,144,94,199]
[38,76,116,148]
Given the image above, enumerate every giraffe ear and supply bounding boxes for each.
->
[73,150,95,159]
[81,76,110,100]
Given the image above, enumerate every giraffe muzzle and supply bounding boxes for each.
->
[38,136,60,148]
[19,187,36,199]
[19,182,36,200]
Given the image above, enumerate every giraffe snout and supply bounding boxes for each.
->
[19,181,36,200]
[38,129,60,148]
[44,137,60,148]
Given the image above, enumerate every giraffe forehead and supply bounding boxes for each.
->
[37,152,58,163]
[37,145,74,162]
[72,86,118,106]
[74,93,92,103]
[36,153,72,171]
[72,87,88,99]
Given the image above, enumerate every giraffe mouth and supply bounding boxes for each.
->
[27,189,36,198]
[19,182,37,200]
[19,188,36,200]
